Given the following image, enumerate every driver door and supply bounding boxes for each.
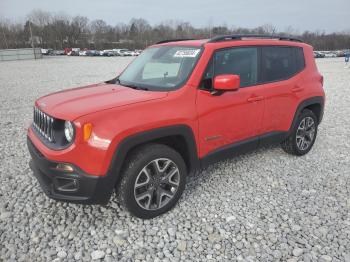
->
[196,47,265,158]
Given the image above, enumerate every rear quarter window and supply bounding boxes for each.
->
[260,46,305,83]
[294,47,305,72]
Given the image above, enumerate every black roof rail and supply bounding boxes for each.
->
[156,38,196,44]
[208,34,303,43]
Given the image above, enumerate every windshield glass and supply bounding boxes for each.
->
[118,46,202,91]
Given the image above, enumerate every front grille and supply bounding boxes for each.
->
[33,107,55,142]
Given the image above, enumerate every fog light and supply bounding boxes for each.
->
[55,177,78,192]
[55,163,74,172]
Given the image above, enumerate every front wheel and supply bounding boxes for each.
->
[116,144,187,219]
[281,109,318,156]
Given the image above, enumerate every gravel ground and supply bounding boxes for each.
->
[0,56,349,262]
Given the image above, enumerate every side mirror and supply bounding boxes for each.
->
[213,74,240,91]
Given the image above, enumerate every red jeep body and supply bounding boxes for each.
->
[27,36,325,207]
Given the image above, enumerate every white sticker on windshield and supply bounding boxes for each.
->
[174,49,200,58]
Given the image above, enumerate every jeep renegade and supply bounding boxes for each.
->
[27,35,325,218]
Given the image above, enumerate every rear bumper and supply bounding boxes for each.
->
[27,137,114,204]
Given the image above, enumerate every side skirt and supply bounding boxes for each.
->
[200,131,287,168]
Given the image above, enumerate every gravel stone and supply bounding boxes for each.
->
[0,212,12,220]
[0,57,349,261]
[91,250,105,260]
[74,252,82,260]
[177,241,187,252]
[167,227,176,237]
[344,253,350,262]
[113,236,126,246]
[292,248,304,257]
[56,251,67,259]
[208,233,222,243]
[319,255,332,262]
[226,215,236,222]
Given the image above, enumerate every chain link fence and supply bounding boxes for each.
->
[0,48,42,61]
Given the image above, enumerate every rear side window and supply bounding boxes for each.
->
[260,46,305,83]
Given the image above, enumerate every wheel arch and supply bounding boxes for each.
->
[289,96,325,133]
[106,125,199,189]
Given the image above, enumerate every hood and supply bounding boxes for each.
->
[35,83,168,121]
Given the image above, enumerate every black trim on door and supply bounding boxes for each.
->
[200,131,287,168]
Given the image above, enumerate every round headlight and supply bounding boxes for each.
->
[64,121,75,142]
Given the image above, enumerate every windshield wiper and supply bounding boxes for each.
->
[105,76,119,84]
[111,77,149,90]
[121,83,149,91]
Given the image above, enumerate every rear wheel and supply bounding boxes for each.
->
[116,144,187,219]
[281,109,318,156]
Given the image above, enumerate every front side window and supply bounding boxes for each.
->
[215,47,258,88]
[118,46,202,91]
[200,47,258,90]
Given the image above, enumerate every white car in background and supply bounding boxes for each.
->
[324,52,337,58]
[79,50,87,56]
[112,49,131,56]
[101,50,114,56]
[134,49,142,56]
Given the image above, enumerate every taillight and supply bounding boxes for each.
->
[320,75,324,86]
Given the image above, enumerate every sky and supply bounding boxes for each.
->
[1,0,349,33]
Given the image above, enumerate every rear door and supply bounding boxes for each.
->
[257,46,306,134]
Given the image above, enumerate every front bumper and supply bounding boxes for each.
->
[27,137,114,204]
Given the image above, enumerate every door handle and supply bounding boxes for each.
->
[247,96,264,102]
[291,86,304,93]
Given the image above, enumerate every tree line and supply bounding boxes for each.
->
[1,9,349,51]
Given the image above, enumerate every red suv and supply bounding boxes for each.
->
[27,35,325,218]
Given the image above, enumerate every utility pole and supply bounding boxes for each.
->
[28,20,36,59]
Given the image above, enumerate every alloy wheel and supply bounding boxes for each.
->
[296,116,316,151]
[134,158,180,210]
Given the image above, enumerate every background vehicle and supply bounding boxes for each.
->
[324,51,337,58]
[41,48,53,55]
[112,49,131,56]
[85,50,100,56]
[102,50,114,56]
[67,50,79,56]
[53,50,65,55]
[67,48,80,56]
[134,49,142,56]
[28,35,325,219]
[314,51,325,58]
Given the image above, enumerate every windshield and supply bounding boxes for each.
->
[118,46,202,91]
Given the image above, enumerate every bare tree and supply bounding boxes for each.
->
[1,9,350,51]
[27,9,51,47]
[70,16,89,47]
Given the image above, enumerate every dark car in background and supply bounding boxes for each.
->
[314,51,325,58]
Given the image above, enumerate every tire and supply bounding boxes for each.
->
[281,109,318,156]
[116,143,187,219]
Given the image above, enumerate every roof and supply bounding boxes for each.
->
[153,34,303,47]
[155,39,208,47]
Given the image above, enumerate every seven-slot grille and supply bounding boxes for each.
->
[33,107,54,142]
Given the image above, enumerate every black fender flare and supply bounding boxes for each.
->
[288,96,325,134]
[103,124,199,194]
